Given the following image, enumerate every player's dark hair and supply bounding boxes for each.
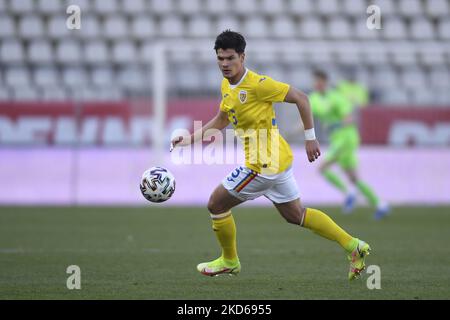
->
[313,70,328,81]
[214,30,246,54]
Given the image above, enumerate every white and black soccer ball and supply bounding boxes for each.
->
[140,166,176,203]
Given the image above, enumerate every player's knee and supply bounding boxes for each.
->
[207,197,225,215]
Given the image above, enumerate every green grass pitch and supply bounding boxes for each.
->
[0,206,449,299]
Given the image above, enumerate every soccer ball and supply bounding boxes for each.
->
[140,166,176,203]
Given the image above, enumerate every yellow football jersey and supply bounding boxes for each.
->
[219,69,293,175]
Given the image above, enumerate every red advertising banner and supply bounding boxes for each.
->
[360,106,450,146]
[0,100,218,145]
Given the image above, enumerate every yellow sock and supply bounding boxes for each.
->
[302,208,357,252]
[211,211,238,263]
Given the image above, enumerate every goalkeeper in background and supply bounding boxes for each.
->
[310,70,390,220]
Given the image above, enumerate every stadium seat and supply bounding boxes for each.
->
[354,18,380,40]
[62,67,89,88]
[103,16,129,40]
[389,42,417,66]
[412,89,435,105]
[0,0,6,11]
[271,16,297,39]
[159,15,184,37]
[28,40,54,64]
[47,15,72,39]
[131,15,156,39]
[437,19,450,40]
[174,65,202,91]
[84,41,110,64]
[242,17,268,39]
[8,0,34,14]
[287,0,314,16]
[299,17,325,39]
[429,67,450,89]
[342,0,367,17]
[64,0,91,11]
[121,0,147,15]
[435,88,450,105]
[42,87,68,101]
[287,66,313,91]
[93,0,119,14]
[398,0,423,17]
[204,0,229,15]
[91,67,115,88]
[305,42,333,64]
[410,19,435,40]
[178,0,202,15]
[216,16,241,35]
[399,67,427,90]
[112,41,138,64]
[418,43,446,66]
[34,67,60,87]
[0,88,10,101]
[371,0,397,16]
[334,42,362,64]
[260,0,285,15]
[18,15,45,39]
[12,86,40,101]
[232,0,259,15]
[327,18,352,40]
[204,64,222,91]
[426,0,449,18]
[149,0,174,15]
[117,67,148,91]
[382,18,407,40]
[0,40,24,64]
[5,67,31,87]
[381,89,410,105]
[316,0,340,16]
[187,16,213,38]
[36,0,62,14]
[76,15,101,40]
[0,15,15,39]
[139,41,154,64]
[371,67,399,89]
[56,40,82,64]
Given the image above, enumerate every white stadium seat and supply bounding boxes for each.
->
[399,67,427,90]
[426,0,449,18]
[382,18,407,40]
[204,0,229,15]
[150,0,174,15]
[260,0,285,15]
[398,0,423,17]
[131,16,156,39]
[18,16,45,39]
[91,67,115,87]
[429,67,450,89]
[112,41,138,64]
[103,16,129,40]
[187,16,213,38]
[64,0,91,11]
[77,15,101,40]
[342,0,367,17]
[299,17,324,39]
[0,88,11,101]
[0,40,24,64]
[28,40,54,64]
[42,87,68,101]
[117,67,148,90]
[178,0,202,15]
[410,19,435,40]
[34,67,60,87]
[56,40,82,64]
[93,0,119,14]
[371,0,397,16]
[159,15,184,37]
[271,16,296,39]
[371,67,399,89]
[84,41,110,64]
[354,18,380,40]
[0,15,15,38]
[327,18,352,40]
[5,67,31,87]
[47,15,71,39]
[216,16,241,34]
[437,19,450,40]
[232,0,259,15]
[417,43,445,66]
[287,0,314,16]
[63,68,89,88]
[12,86,40,101]
[382,89,410,105]
[243,17,269,38]
[36,0,63,14]
[316,0,340,16]
[8,0,34,14]
[122,0,147,15]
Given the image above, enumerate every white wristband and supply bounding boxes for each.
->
[304,128,316,141]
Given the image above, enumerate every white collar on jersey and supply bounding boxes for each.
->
[228,68,249,89]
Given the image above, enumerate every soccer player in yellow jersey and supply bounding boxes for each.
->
[171,30,370,280]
